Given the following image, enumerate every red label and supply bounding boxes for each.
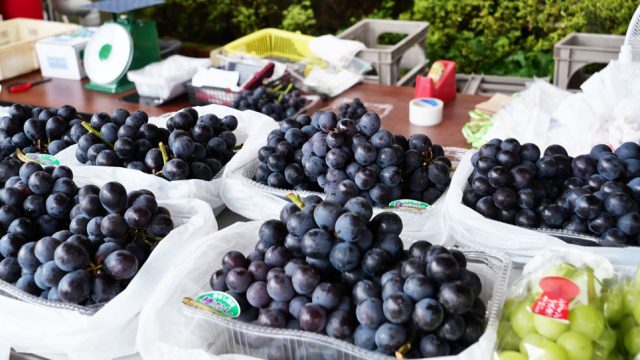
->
[531,277,580,321]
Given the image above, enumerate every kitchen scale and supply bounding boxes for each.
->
[82,0,163,93]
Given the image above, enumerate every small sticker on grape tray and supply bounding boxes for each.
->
[530,277,580,322]
[193,291,241,318]
[23,153,61,166]
[388,199,430,211]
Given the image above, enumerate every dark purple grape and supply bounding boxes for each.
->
[298,304,327,333]
[58,269,91,304]
[104,250,138,280]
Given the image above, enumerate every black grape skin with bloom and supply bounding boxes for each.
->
[205,195,486,358]
[0,162,175,305]
[72,107,236,181]
[0,103,84,158]
[464,138,640,247]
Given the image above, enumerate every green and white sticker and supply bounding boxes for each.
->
[20,152,61,166]
[388,199,430,211]
[193,291,241,318]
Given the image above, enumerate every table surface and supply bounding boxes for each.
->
[0,72,487,149]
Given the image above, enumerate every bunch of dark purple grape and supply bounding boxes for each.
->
[207,195,485,357]
[464,138,640,247]
[337,98,368,120]
[232,85,308,121]
[255,110,452,207]
[0,103,83,158]
[73,107,236,181]
[0,162,174,305]
[254,113,322,192]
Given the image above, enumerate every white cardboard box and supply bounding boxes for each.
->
[35,27,96,80]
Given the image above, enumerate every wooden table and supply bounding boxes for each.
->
[0,71,486,148]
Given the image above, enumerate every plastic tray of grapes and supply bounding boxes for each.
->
[136,218,512,360]
[53,104,277,214]
[495,248,640,360]
[443,141,640,266]
[0,163,216,359]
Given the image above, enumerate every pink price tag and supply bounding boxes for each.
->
[531,277,580,321]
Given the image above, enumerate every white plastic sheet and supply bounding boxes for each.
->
[127,55,210,100]
[443,151,640,266]
[485,61,640,155]
[0,180,216,360]
[55,104,276,214]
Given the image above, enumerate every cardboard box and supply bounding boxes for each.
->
[35,27,96,80]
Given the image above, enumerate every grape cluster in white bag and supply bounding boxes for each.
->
[55,104,275,214]
[0,175,216,360]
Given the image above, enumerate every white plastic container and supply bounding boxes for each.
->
[137,221,512,360]
[127,55,211,101]
[35,27,96,80]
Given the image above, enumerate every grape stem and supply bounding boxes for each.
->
[15,148,33,163]
[395,330,417,359]
[286,192,305,210]
[158,142,170,165]
[276,83,294,104]
[81,121,114,149]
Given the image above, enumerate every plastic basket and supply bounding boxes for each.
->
[223,28,316,64]
[0,18,79,80]
[553,33,624,90]
[337,19,429,85]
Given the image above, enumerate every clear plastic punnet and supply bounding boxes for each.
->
[137,220,512,360]
[494,249,640,360]
[222,147,469,233]
[443,151,640,266]
[55,104,277,214]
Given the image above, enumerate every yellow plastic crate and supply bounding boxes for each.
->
[223,28,316,63]
[0,18,79,80]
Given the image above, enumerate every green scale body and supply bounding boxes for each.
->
[85,13,160,93]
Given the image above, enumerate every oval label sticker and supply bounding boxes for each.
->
[17,151,61,166]
[388,199,430,212]
[25,153,61,166]
[193,291,241,318]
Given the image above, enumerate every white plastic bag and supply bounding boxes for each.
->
[127,55,210,100]
[444,151,640,266]
[0,177,216,360]
[55,104,276,214]
[486,61,640,154]
[485,80,570,148]
[137,221,507,360]
[222,143,467,233]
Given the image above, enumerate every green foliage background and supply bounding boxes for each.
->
[145,0,637,77]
